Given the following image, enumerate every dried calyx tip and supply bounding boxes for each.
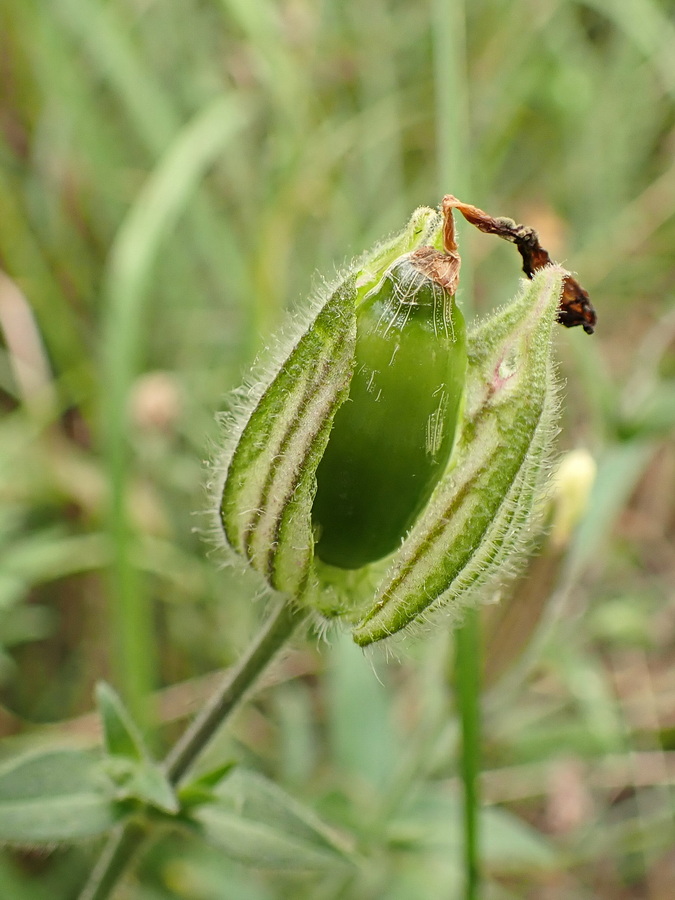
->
[442,195,596,334]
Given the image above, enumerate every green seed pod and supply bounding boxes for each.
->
[312,250,467,569]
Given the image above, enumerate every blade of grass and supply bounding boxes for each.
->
[102,95,248,730]
[432,0,473,309]
[432,1,480,896]
[0,170,90,387]
[454,609,481,900]
[51,0,252,348]
[586,0,675,98]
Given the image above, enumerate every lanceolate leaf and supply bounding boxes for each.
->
[353,267,565,645]
[96,681,147,761]
[194,805,347,871]
[190,769,354,870]
[113,762,179,815]
[0,749,123,844]
[178,761,237,808]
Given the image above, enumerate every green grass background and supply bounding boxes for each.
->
[1,0,675,897]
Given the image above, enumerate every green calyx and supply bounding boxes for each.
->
[217,199,570,644]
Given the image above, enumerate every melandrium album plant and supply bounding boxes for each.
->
[0,194,595,900]
[216,195,595,644]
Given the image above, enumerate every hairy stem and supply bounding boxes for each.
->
[78,599,309,900]
[164,599,308,783]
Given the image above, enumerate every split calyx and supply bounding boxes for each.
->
[217,196,595,646]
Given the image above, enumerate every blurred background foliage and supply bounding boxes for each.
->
[1,0,675,897]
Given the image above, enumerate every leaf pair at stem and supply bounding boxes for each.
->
[218,196,594,645]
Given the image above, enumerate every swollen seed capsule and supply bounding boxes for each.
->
[311,249,467,570]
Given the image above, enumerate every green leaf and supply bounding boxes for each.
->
[125,764,179,815]
[632,380,675,434]
[566,440,654,580]
[0,749,123,844]
[325,632,397,790]
[482,805,557,870]
[392,787,556,870]
[101,757,179,815]
[187,761,237,791]
[178,761,237,808]
[96,681,147,761]
[190,769,354,870]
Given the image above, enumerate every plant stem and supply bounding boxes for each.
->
[78,598,308,900]
[455,608,481,900]
[164,599,308,784]
[432,0,480,894]
[78,821,148,900]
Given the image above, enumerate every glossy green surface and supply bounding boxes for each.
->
[312,258,466,569]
